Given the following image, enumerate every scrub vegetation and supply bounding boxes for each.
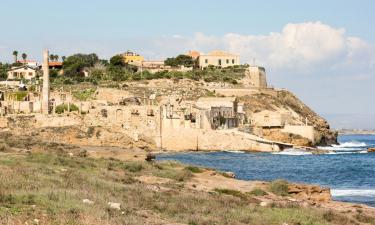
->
[0,150,369,225]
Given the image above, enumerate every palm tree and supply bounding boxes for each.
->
[50,54,54,62]
[55,55,59,62]
[62,56,66,62]
[21,53,27,64]
[12,51,18,63]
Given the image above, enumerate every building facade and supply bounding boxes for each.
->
[197,51,240,68]
[7,66,38,80]
[246,66,268,88]
[122,51,144,66]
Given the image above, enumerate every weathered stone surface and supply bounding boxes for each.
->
[108,202,121,210]
[288,183,331,202]
[368,148,375,153]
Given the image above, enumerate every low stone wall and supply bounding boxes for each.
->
[34,114,82,128]
[210,88,277,97]
[161,125,280,152]
[282,125,315,143]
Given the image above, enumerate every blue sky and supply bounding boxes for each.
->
[1,0,375,128]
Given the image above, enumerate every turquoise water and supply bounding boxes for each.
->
[157,135,375,206]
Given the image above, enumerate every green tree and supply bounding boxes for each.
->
[61,56,66,62]
[12,51,18,63]
[21,53,27,64]
[164,54,194,67]
[109,55,125,67]
[0,63,10,80]
[63,53,99,77]
[175,55,194,67]
[164,57,178,67]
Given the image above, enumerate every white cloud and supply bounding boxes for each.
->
[153,21,374,74]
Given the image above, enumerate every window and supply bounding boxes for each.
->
[205,59,208,64]
[226,59,229,64]
[28,72,33,76]
[232,59,235,64]
[218,59,222,66]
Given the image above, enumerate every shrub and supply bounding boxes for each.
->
[249,188,268,196]
[269,179,289,196]
[123,162,144,172]
[72,88,96,101]
[153,168,193,182]
[0,143,9,152]
[184,166,203,173]
[55,103,79,114]
[214,188,247,199]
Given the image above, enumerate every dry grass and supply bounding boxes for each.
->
[0,151,369,225]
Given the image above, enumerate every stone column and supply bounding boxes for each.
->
[42,50,50,114]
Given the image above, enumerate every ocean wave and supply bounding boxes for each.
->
[325,151,367,155]
[273,149,312,156]
[332,189,375,197]
[223,150,245,154]
[318,141,367,152]
[320,146,362,151]
[334,142,367,148]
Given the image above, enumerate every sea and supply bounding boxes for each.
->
[157,134,375,207]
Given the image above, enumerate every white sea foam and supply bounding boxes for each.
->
[325,151,366,155]
[318,141,368,153]
[224,150,245,154]
[332,189,375,197]
[273,149,312,156]
[320,146,361,151]
[335,142,367,148]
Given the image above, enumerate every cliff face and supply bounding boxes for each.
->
[240,90,338,146]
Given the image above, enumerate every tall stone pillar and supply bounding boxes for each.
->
[42,50,50,114]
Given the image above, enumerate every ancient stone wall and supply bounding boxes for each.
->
[282,125,316,144]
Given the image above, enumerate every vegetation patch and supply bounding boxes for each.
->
[269,179,289,196]
[72,88,96,101]
[123,162,144,173]
[55,103,79,114]
[249,188,268,196]
[8,91,28,101]
[184,166,203,173]
[214,188,248,199]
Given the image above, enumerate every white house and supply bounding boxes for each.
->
[7,66,38,80]
[198,51,240,68]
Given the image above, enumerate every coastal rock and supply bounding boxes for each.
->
[368,148,375,153]
[223,172,236,178]
[82,199,94,205]
[288,184,331,202]
[108,202,121,210]
[260,201,269,207]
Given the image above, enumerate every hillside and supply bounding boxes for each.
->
[0,138,374,225]
[240,90,338,146]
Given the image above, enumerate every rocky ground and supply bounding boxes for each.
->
[240,90,338,146]
[0,133,374,225]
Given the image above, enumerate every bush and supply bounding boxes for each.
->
[55,103,79,114]
[123,162,144,172]
[249,188,268,196]
[184,166,203,173]
[213,188,247,199]
[0,143,9,152]
[73,88,96,101]
[269,180,289,196]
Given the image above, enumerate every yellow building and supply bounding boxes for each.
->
[122,51,144,65]
[198,50,240,68]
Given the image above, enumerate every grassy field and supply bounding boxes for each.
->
[0,149,366,225]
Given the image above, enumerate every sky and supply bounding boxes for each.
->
[1,0,374,129]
